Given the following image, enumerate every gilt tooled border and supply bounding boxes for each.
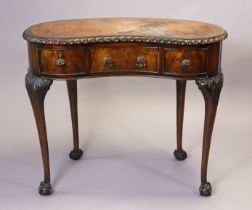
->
[23,31,228,46]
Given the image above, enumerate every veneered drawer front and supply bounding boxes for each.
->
[39,48,89,75]
[91,47,159,73]
[164,49,207,75]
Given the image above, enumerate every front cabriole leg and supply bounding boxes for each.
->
[25,72,53,195]
[196,73,223,196]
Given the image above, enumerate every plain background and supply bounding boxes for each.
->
[0,0,252,209]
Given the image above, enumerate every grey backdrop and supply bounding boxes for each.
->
[0,0,252,209]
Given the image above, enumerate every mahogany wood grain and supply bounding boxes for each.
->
[91,47,159,72]
[23,18,227,196]
[25,73,53,195]
[174,80,187,161]
[164,48,207,75]
[67,80,83,160]
[196,73,223,196]
[39,47,89,75]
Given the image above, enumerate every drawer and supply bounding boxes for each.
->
[91,47,159,73]
[164,49,207,75]
[39,48,89,75]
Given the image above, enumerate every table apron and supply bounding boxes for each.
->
[27,42,222,80]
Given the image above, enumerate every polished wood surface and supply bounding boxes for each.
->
[25,73,53,195]
[174,80,187,161]
[40,47,89,75]
[23,18,227,196]
[28,42,221,79]
[67,80,83,160]
[91,46,159,73]
[164,48,207,75]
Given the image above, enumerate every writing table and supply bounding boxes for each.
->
[23,18,227,196]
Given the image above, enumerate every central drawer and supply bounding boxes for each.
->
[90,47,159,73]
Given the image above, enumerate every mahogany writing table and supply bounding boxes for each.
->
[23,18,227,196]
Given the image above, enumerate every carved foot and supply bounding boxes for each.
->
[38,181,52,195]
[69,149,83,160]
[174,149,187,161]
[199,181,212,196]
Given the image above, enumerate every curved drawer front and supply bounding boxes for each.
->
[32,44,216,79]
[39,47,89,76]
[164,48,207,76]
[91,47,159,73]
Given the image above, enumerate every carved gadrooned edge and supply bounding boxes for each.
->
[25,72,53,101]
[199,182,212,196]
[23,31,228,46]
[196,73,223,104]
[39,181,52,195]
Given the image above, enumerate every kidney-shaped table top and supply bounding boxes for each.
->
[23,18,228,45]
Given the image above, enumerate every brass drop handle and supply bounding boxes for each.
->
[56,51,65,66]
[181,58,191,67]
[136,56,147,68]
[104,56,112,66]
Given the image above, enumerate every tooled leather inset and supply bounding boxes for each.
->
[23,18,228,46]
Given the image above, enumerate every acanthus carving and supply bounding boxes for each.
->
[196,73,223,104]
[23,31,228,46]
[25,72,53,103]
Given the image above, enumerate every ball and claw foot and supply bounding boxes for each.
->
[174,149,187,161]
[38,181,52,195]
[199,182,212,196]
[69,149,83,160]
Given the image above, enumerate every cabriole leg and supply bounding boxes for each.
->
[174,80,187,161]
[67,80,83,160]
[25,72,53,195]
[196,73,223,196]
